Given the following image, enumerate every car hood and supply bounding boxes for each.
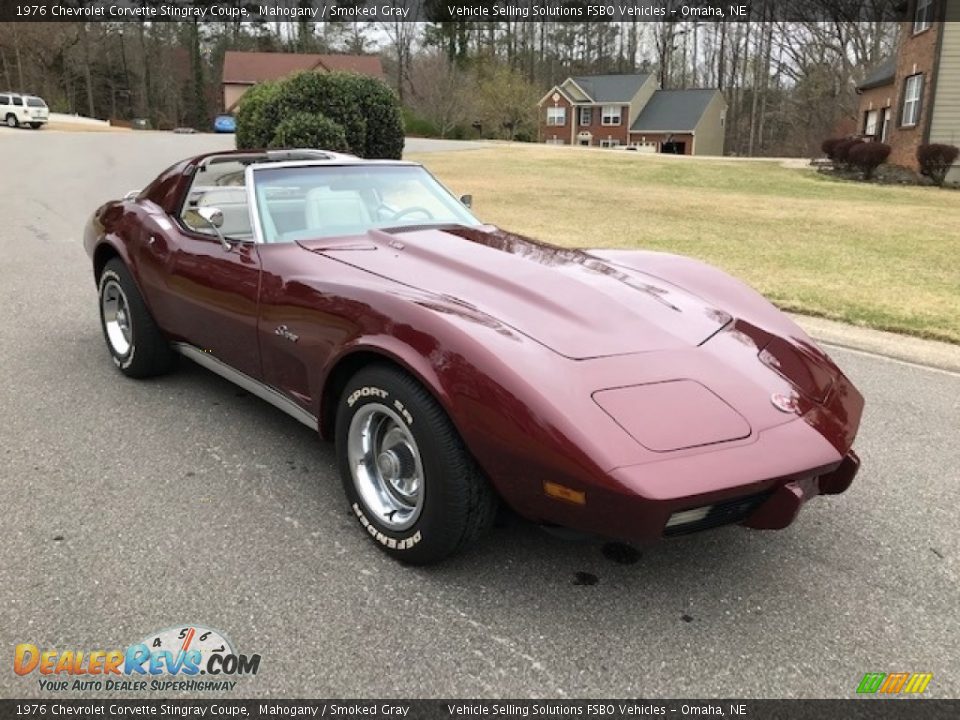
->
[297,226,731,359]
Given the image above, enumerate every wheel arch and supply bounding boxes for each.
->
[92,242,122,284]
[318,344,449,442]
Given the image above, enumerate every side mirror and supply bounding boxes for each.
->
[192,206,231,250]
[460,194,473,209]
[197,206,224,229]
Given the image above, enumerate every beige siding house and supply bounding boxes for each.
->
[538,74,727,155]
[929,11,960,183]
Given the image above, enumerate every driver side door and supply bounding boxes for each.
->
[141,160,262,380]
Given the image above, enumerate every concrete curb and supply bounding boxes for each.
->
[789,313,960,374]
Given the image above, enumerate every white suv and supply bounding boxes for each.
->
[0,92,49,129]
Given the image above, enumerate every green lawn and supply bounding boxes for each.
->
[409,145,960,344]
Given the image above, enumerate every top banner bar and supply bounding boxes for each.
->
[0,0,911,24]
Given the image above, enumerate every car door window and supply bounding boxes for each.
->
[11,96,22,106]
[180,160,253,240]
[0,96,8,106]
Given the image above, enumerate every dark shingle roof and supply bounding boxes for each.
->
[570,74,651,103]
[630,89,721,132]
[857,57,896,91]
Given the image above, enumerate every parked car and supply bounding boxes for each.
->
[213,114,236,133]
[84,149,864,565]
[0,92,48,129]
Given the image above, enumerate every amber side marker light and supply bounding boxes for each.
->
[544,481,586,505]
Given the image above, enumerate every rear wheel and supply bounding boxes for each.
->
[5,114,17,128]
[335,364,497,565]
[98,259,176,378]
[29,122,42,129]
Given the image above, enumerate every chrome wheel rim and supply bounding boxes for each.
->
[101,279,132,356]
[6,117,15,128]
[347,403,424,531]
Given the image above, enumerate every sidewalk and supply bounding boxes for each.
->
[791,313,960,373]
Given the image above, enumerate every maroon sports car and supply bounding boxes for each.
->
[85,148,863,564]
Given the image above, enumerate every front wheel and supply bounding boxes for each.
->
[98,259,176,378]
[335,364,497,565]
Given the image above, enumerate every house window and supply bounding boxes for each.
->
[901,74,923,127]
[864,109,879,137]
[546,106,566,126]
[600,138,620,148]
[579,107,592,126]
[601,105,621,126]
[914,0,933,33]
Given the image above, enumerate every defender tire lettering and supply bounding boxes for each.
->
[352,503,421,550]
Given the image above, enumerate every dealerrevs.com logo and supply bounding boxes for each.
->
[14,625,260,692]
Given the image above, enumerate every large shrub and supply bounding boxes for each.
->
[234,80,281,150]
[849,142,891,180]
[917,143,960,187]
[235,71,404,159]
[267,112,350,153]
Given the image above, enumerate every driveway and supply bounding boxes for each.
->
[1,131,957,699]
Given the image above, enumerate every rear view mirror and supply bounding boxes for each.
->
[460,194,473,209]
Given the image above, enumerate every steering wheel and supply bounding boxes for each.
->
[387,206,435,222]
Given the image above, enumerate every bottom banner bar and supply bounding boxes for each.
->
[1,699,958,720]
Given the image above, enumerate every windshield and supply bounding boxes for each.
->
[26,97,46,108]
[252,164,480,243]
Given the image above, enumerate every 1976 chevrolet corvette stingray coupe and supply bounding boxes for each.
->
[85,148,864,564]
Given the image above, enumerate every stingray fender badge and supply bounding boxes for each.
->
[770,392,799,413]
[274,325,299,343]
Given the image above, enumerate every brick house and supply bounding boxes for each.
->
[537,74,727,155]
[855,0,960,182]
[221,51,385,113]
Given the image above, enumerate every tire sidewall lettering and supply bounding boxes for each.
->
[346,385,389,407]
[344,384,422,551]
[351,502,422,550]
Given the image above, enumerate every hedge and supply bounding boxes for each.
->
[848,142,891,180]
[917,143,960,187]
[235,71,404,159]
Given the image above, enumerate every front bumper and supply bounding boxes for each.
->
[530,416,860,546]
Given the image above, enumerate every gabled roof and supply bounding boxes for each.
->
[222,51,384,85]
[569,74,652,103]
[630,89,722,132]
[857,57,896,91]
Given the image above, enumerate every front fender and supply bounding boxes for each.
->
[591,249,817,349]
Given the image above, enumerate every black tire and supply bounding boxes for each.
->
[29,122,42,129]
[97,259,176,378]
[335,364,498,565]
[5,114,18,128]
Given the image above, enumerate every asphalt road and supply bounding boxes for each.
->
[1,130,958,700]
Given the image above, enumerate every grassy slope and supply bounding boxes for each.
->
[409,145,960,344]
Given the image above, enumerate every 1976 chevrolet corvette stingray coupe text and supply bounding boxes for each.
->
[84,149,864,564]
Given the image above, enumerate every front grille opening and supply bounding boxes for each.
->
[664,490,772,537]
